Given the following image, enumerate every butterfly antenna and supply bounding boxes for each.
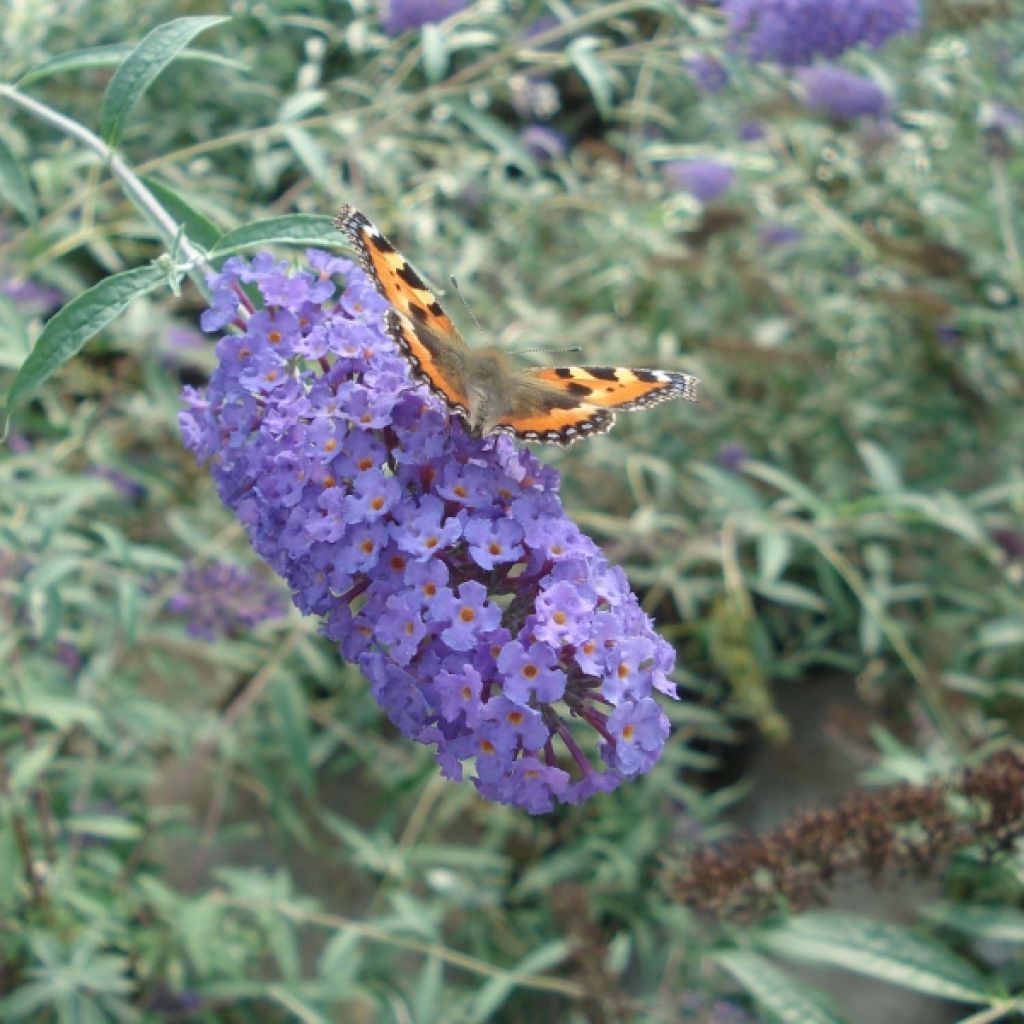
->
[511,344,583,356]
[449,276,485,335]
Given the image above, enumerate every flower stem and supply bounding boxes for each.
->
[0,83,209,289]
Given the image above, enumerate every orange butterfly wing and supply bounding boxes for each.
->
[527,367,699,410]
[335,205,470,417]
[491,366,698,446]
[493,402,616,447]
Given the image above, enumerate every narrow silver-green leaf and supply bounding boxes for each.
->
[467,941,570,1023]
[141,175,222,250]
[450,104,538,170]
[749,579,828,613]
[757,531,793,583]
[857,440,903,494]
[566,38,614,118]
[0,135,37,224]
[760,912,992,1004]
[65,815,143,841]
[9,738,58,794]
[99,16,229,145]
[715,949,849,1024]
[210,215,340,256]
[920,902,1024,943]
[17,43,244,86]
[742,461,830,516]
[422,23,450,83]
[0,294,32,369]
[4,263,167,415]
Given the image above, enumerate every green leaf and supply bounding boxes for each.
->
[422,23,450,83]
[266,986,331,1024]
[689,463,766,512]
[466,941,570,1023]
[0,690,102,731]
[566,38,613,118]
[99,16,229,145]
[742,461,830,517]
[0,135,37,224]
[759,912,992,1004]
[0,980,56,1020]
[317,931,363,993]
[3,263,167,418]
[65,815,143,841]
[749,579,828,613]
[0,294,32,369]
[715,949,849,1024]
[9,738,58,793]
[757,531,793,583]
[976,617,1024,650]
[271,675,313,795]
[412,955,444,1023]
[450,104,538,170]
[210,215,341,255]
[857,440,903,494]
[141,176,222,250]
[920,902,1024,943]
[17,42,245,85]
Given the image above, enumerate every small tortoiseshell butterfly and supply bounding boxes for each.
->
[335,205,699,447]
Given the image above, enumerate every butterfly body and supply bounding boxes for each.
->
[335,205,699,446]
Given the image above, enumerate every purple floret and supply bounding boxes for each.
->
[179,246,679,812]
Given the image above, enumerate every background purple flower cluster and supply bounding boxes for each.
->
[179,251,677,812]
[723,0,920,67]
[168,561,287,641]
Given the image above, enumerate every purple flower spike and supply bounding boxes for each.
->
[168,561,287,641]
[688,54,730,94]
[179,249,678,812]
[798,65,889,120]
[379,0,468,35]
[723,0,920,67]
[664,159,735,203]
[519,124,568,162]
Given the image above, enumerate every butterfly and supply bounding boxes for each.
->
[334,205,699,447]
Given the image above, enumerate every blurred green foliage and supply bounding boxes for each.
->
[1,1,1022,1021]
